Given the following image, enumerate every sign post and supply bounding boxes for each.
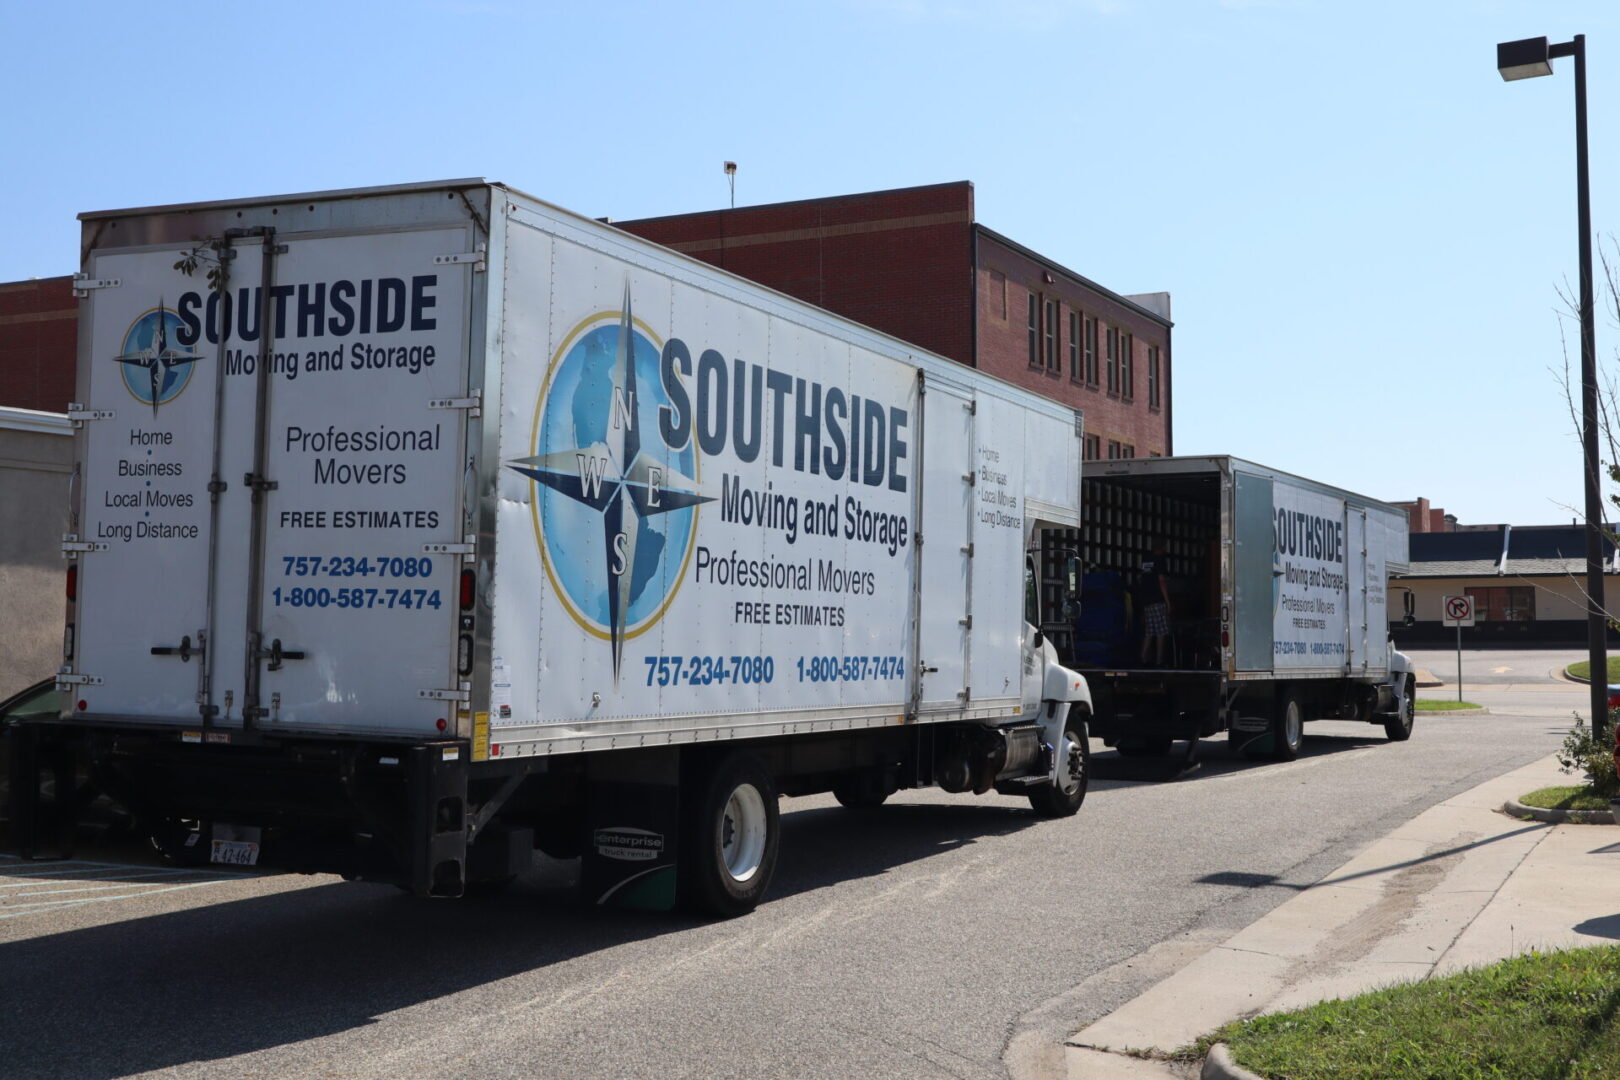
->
[1442,595,1477,702]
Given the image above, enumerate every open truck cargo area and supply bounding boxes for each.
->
[12,180,1094,913]
[1039,455,1415,768]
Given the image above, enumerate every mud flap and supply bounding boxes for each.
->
[581,749,680,911]
[408,743,469,897]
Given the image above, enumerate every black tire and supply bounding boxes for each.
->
[1270,689,1305,761]
[1116,735,1173,758]
[1029,712,1091,817]
[832,778,889,809]
[1384,678,1415,742]
[680,752,780,918]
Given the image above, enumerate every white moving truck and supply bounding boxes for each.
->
[1050,456,1414,768]
[14,180,1092,913]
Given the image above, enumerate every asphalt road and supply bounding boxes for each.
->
[0,649,1587,1080]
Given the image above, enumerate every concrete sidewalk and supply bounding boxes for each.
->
[1064,754,1620,1079]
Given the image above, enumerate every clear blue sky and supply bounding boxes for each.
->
[4,0,1616,527]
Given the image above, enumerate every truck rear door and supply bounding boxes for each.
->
[70,226,475,736]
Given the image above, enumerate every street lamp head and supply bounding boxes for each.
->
[1498,36,1554,80]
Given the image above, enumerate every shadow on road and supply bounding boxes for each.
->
[1088,727,1391,785]
[0,799,1039,1079]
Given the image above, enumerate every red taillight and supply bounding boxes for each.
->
[1607,692,1620,711]
[460,569,475,610]
[66,564,77,602]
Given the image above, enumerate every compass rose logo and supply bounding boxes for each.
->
[115,303,200,415]
[510,285,713,684]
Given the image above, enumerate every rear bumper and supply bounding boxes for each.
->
[8,720,472,895]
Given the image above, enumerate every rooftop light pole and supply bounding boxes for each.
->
[1497,34,1607,740]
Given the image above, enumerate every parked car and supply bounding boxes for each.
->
[0,678,62,836]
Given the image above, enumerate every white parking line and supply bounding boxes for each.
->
[0,857,255,919]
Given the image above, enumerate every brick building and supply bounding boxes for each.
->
[0,276,77,413]
[615,181,1173,459]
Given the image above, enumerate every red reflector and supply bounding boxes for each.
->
[436,717,448,732]
[77,700,87,712]
[66,564,77,602]
[1220,631,1230,647]
[460,569,475,610]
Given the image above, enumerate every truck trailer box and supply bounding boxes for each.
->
[1051,455,1414,766]
[18,179,1093,911]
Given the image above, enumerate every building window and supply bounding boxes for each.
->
[1028,293,1040,367]
[1464,586,1536,622]
[1044,298,1060,372]
[1149,451,1162,458]
[1069,311,1080,381]
[1105,327,1119,395]
[1121,334,1134,400]
[1106,439,1122,460]
[1084,316,1098,386]
[1083,433,1100,460]
[1121,444,1135,459]
[1148,345,1161,409]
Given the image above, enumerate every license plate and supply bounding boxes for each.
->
[210,839,260,866]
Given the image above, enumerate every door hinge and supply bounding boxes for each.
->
[960,542,974,557]
[424,535,476,561]
[964,400,977,415]
[66,403,116,425]
[71,274,121,297]
[429,389,482,418]
[434,244,487,272]
[56,670,103,687]
[61,534,109,557]
[958,615,973,629]
[962,472,976,486]
[244,473,278,494]
[420,684,471,703]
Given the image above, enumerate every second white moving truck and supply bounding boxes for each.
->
[1052,455,1415,769]
[12,179,1093,914]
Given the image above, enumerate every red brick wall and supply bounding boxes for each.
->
[616,183,976,366]
[0,277,77,413]
[974,235,1170,457]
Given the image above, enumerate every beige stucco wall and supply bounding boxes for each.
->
[0,410,72,698]
[1404,575,1598,623]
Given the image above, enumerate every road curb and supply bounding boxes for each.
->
[1201,1044,1266,1080]
[1415,705,1488,715]
[1501,798,1615,825]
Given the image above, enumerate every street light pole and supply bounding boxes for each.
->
[1498,34,1608,741]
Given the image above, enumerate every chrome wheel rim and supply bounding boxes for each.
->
[1058,733,1085,795]
[721,783,767,883]
[1284,701,1303,749]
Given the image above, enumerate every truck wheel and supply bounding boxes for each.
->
[1270,690,1304,761]
[1384,678,1415,742]
[832,778,889,809]
[680,752,780,918]
[1029,714,1091,817]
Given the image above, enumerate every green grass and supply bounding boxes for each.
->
[1519,784,1613,812]
[1566,657,1620,682]
[1185,945,1620,1080]
[1414,699,1482,711]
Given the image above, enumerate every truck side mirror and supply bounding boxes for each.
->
[1403,591,1416,628]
